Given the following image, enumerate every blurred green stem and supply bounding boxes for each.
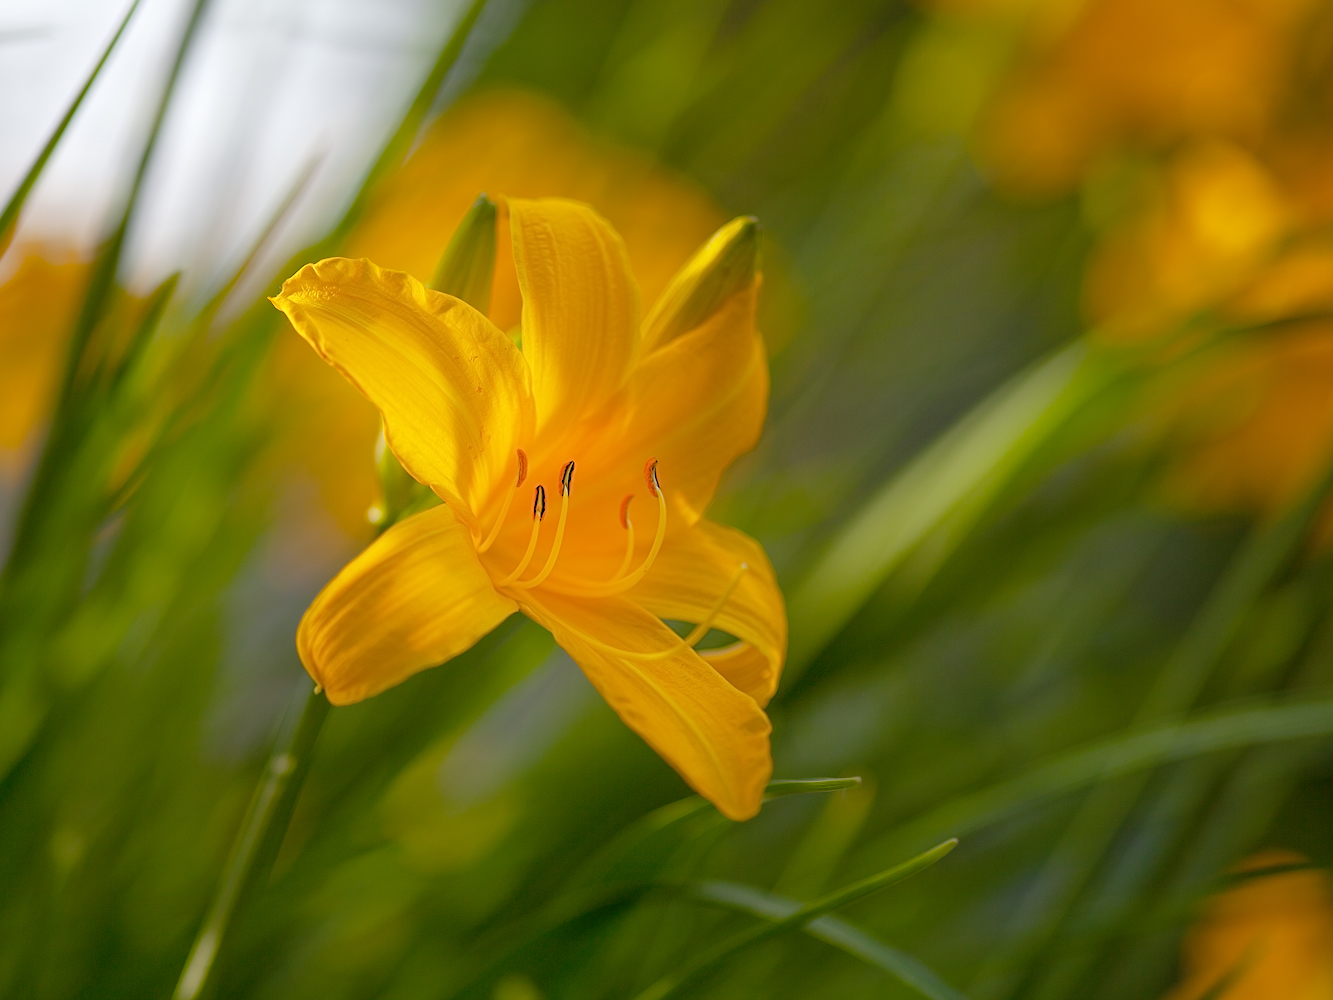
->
[173,689,329,1000]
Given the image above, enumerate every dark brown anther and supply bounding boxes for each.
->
[532,484,547,520]
[561,460,576,497]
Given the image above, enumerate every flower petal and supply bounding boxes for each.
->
[297,503,517,705]
[272,258,534,524]
[618,281,767,522]
[520,590,771,820]
[629,517,786,707]
[508,198,640,434]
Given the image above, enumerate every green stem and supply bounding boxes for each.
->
[631,838,958,1000]
[173,689,329,1000]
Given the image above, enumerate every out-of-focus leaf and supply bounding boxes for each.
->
[692,879,970,1000]
[785,340,1103,677]
[633,838,958,1000]
[0,0,142,255]
[860,695,1333,867]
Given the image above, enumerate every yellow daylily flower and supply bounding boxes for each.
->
[269,89,742,546]
[1164,851,1333,1000]
[271,198,785,821]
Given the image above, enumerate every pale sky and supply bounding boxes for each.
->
[0,0,515,293]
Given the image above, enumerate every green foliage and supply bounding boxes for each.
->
[2,1,1331,999]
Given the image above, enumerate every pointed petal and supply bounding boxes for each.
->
[619,281,767,522]
[629,518,786,707]
[509,198,640,433]
[297,503,517,705]
[273,258,534,523]
[521,590,771,820]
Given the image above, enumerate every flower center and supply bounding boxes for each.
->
[485,452,668,596]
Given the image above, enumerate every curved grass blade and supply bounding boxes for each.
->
[860,696,1333,868]
[173,690,329,1000]
[0,0,212,788]
[970,453,1333,999]
[444,777,873,998]
[765,776,862,799]
[324,0,490,247]
[692,880,969,1000]
[784,341,1099,680]
[0,0,143,256]
[631,838,958,1000]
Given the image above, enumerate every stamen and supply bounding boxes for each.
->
[514,461,574,590]
[554,459,666,598]
[496,484,545,587]
[615,495,636,578]
[478,449,528,554]
[558,563,750,662]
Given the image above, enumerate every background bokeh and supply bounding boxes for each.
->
[3,0,1333,998]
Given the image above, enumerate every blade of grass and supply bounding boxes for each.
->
[172,689,329,1000]
[322,0,491,249]
[969,454,1333,999]
[765,776,863,799]
[447,777,873,999]
[0,0,143,256]
[692,880,970,1000]
[631,838,958,1000]
[859,695,1333,868]
[0,0,212,787]
[1024,602,1333,998]
[784,340,1101,681]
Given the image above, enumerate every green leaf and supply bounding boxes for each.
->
[632,838,958,1000]
[0,0,143,254]
[784,340,1104,678]
[765,776,863,799]
[859,696,1333,866]
[691,880,969,1000]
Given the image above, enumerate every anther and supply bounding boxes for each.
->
[497,483,547,588]
[558,460,667,597]
[515,461,574,590]
[515,448,528,487]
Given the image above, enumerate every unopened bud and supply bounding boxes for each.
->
[642,216,759,352]
[430,193,497,313]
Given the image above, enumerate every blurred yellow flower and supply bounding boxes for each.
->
[1086,142,1291,338]
[272,199,785,821]
[274,90,733,545]
[1164,851,1333,1000]
[962,0,1333,534]
[0,250,86,466]
[975,0,1315,197]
